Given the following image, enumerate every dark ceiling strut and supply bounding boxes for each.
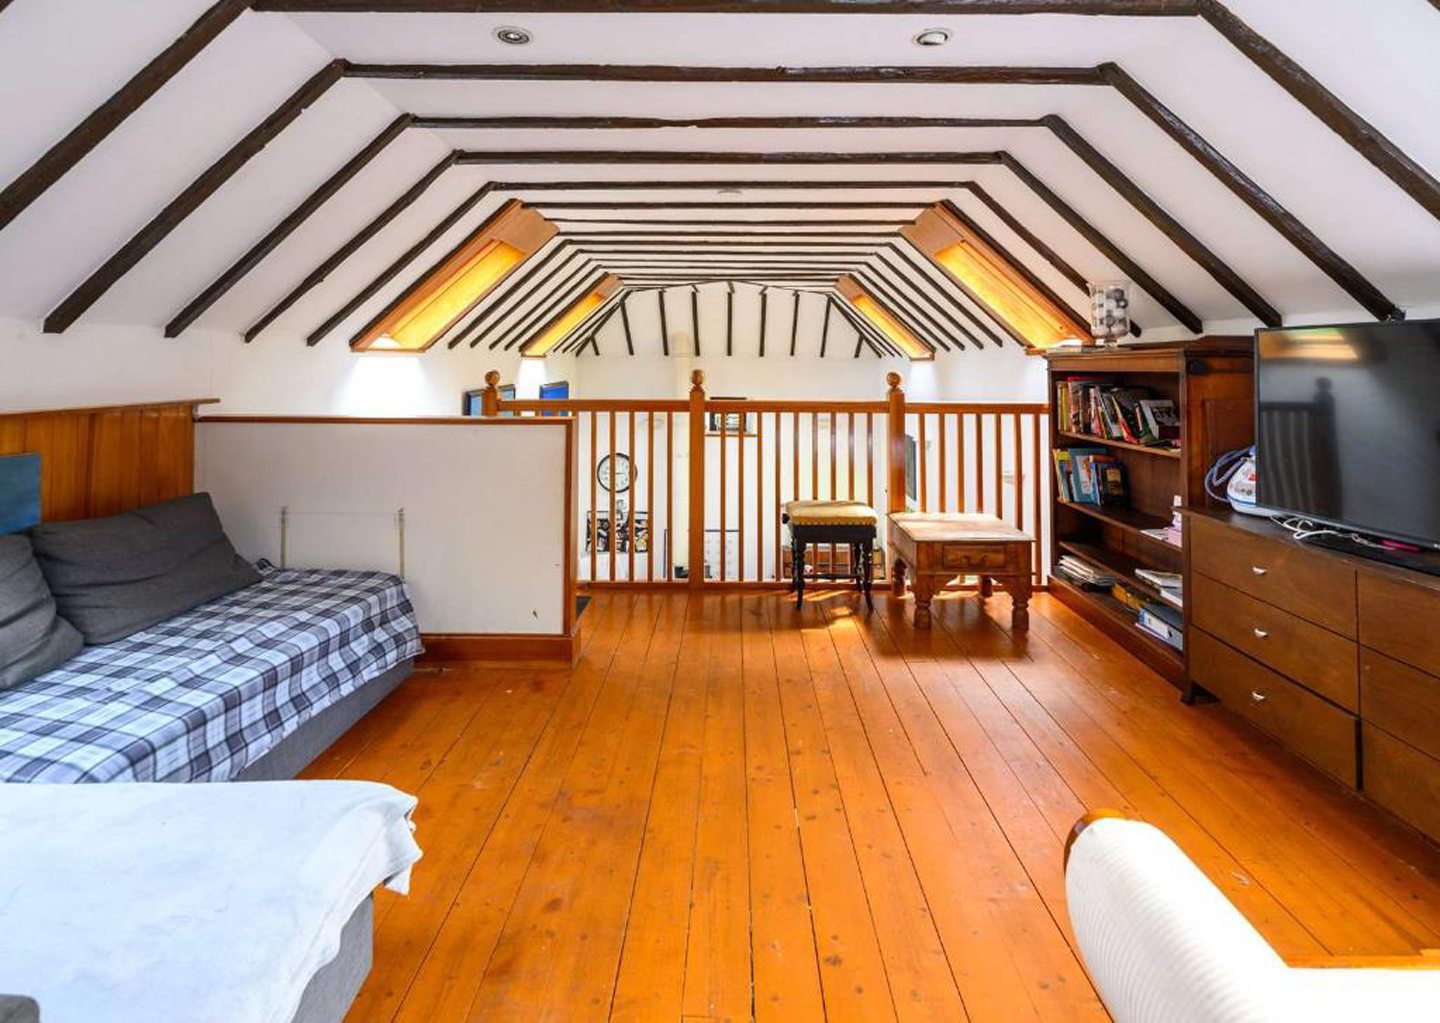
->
[519,271,613,354]
[938,198,1118,336]
[877,243,1010,347]
[1197,0,1440,229]
[447,240,573,349]
[494,263,603,351]
[851,268,951,352]
[819,299,833,358]
[999,153,1203,333]
[878,241,1011,347]
[44,58,347,334]
[0,0,250,233]
[1098,62,1404,321]
[416,115,1046,130]
[166,113,412,337]
[466,248,592,349]
[619,294,635,356]
[351,64,1107,86]
[829,294,902,358]
[330,181,500,347]
[568,289,631,355]
[529,282,619,358]
[557,286,623,354]
[725,283,735,356]
[455,151,1006,165]
[789,292,802,357]
[1041,114,1279,326]
[689,287,702,356]
[246,152,454,342]
[861,256,976,350]
[253,1,1197,14]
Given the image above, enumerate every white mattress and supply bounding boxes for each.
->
[0,780,422,1023]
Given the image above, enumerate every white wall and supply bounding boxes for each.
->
[197,419,571,634]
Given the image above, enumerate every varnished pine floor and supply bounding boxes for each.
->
[307,588,1440,1022]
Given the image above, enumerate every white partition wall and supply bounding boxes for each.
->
[196,417,573,637]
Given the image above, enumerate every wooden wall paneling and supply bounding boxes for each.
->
[0,400,209,522]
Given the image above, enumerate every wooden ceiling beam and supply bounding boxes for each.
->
[1197,0,1440,231]
[353,64,1106,85]
[998,152,1203,332]
[862,255,984,349]
[417,115,1044,130]
[496,265,608,351]
[852,268,957,351]
[0,0,251,232]
[255,1,1196,13]
[1098,62,1404,321]
[245,152,455,342]
[318,181,499,345]
[166,112,412,337]
[44,59,347,334]
[533,201,931,210]
[456,151,1005,165]
[452,243,588,348]
[879,241,1018,346]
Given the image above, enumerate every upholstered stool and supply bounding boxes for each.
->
[782,500,878,611]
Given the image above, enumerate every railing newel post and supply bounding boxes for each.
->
[886,372,907,515]
[688,370,707,590]
[481,370,501,417]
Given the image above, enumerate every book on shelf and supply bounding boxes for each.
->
[1056,447,1127,506]
[1135,568,1182,589]
[1155,587,1184,611]
[1055,378,1181,450]
[1137,602,1184,651]
[1055,555,1114,590]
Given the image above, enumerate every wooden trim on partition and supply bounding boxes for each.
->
[3,398,219,419]
[44,59,348,334]
[166,113,413,338]
[418,630,581,666]
[0,0,251,233]
[197,413,575,426]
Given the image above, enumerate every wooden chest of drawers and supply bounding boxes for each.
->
[1186,511,1440,844]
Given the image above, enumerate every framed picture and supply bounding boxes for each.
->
[586,507,649,554]
[706,403,756,436]
[702,528,741,580]
[539,380,569,417]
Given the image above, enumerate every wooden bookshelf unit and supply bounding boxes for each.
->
[1045,339,1254,686]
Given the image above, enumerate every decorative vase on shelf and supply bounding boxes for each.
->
[1089,282,1131,346]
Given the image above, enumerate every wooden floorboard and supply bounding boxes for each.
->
[327,590,1440,1022]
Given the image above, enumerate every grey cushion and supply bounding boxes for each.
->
[28,493,261,645]
[0,534,83,689]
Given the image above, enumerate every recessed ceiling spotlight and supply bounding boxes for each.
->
[717,188,743,195]
[913,27,952,47]
[494,26,532,45]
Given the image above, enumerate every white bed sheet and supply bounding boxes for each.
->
[0,780,422,1023]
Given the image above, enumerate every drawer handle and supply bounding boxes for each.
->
[1250,690,1268,703]
[1251,565,1268,576]
[1253,628,1269,639]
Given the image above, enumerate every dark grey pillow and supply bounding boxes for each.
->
[28,493,261,645]
[0,534,83,689]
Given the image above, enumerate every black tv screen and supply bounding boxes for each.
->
[1256,319,1440,548]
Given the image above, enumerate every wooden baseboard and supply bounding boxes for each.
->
[419,628,581,666]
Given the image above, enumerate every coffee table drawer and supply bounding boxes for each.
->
[939,544,1010,572]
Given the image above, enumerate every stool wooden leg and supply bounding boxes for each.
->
[862,538,875,612]
[792,537,806,609]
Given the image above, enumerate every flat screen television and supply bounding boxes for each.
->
[1255,318,1440,548]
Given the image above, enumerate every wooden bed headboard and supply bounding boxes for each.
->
[0,399,216,523]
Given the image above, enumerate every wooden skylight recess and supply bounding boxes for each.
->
[522,275,624,358]
[835,275,934,361]
[903,204,1092,350]
[354,200,556,352]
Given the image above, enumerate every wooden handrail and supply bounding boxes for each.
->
[479,368,1050,589]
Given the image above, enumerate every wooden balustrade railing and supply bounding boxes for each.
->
[480,370,1049,589]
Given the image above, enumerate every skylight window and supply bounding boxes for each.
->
[903,204,1090,350]
[836,275,934,361]
[522,275,624,358]
[352,201,556,352]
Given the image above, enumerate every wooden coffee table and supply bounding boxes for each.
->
[888,512,1035,630]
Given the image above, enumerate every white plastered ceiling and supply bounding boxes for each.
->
[0,0,1436,362]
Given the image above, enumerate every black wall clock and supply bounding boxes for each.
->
[597,452,632,493]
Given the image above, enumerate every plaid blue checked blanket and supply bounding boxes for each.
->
[0,566,421,783]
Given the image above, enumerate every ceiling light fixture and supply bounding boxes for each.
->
[494,26,532,45]
[913,27,952,47]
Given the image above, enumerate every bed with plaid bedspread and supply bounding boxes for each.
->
[0,566,421,783]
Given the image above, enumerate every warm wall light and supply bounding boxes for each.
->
[353,200,557,352]
[521,275,624,358]
[902,204,1091,349]
[835,275,934,360]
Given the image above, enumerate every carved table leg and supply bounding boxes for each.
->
[912,575,935,629]
[891,557,907,597]
[1009,573,1032,632]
